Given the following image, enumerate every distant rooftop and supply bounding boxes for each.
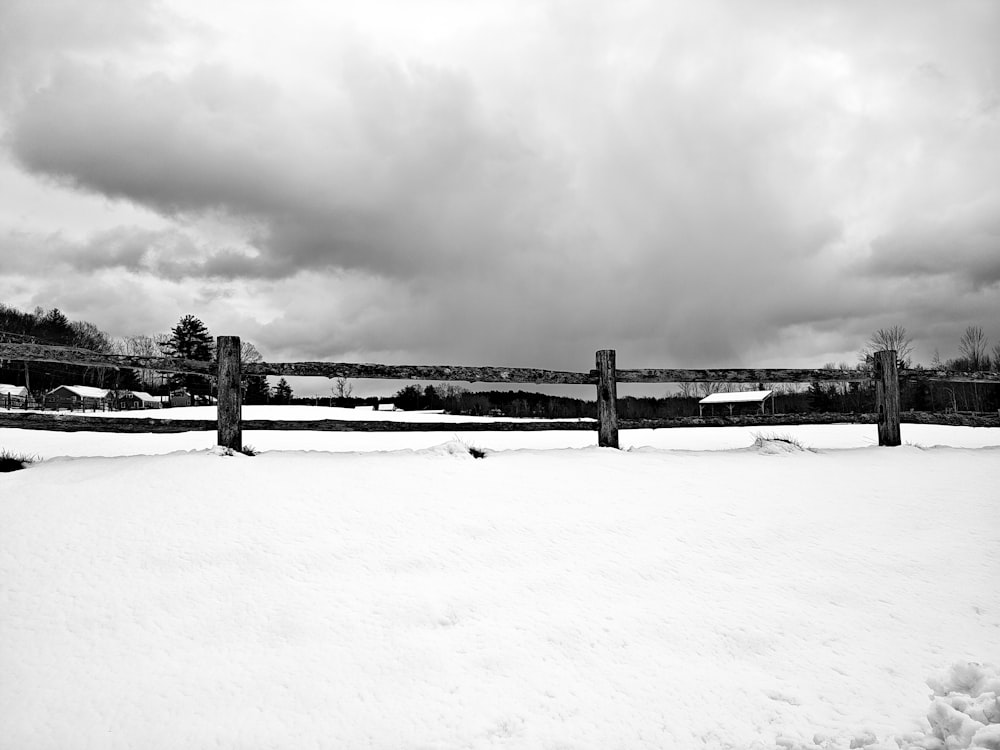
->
[698,390,772,404]
[49,385,110,399]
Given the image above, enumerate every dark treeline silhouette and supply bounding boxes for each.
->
[0,303,278,406]
[356,377,997,419]
[378,385,852,419]
[3,305,998,414]
[0,303,122,395]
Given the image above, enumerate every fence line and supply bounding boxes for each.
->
[5,410,998,435]
[3,337,1000,450]
[4,342,999,383]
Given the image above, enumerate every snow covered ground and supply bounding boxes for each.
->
[1,411,998,749]
[3,404,1000,457]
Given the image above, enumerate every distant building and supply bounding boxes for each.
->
[169,389,192,407]
[698,390,774,417]
[45,385,109,411]
[0,383,30,408]
[113,391,162,410]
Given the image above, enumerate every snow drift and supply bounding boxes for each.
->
[1,423,998,749]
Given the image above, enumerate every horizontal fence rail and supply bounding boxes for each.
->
[0,343,592,384]
[4,342,1000,383]
[2,338,999,450]
[0,342,215,376]
[0,414,596,433]
[5,411,996,435]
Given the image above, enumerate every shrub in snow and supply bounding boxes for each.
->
[419,439,489,459]
[208,445,256,457]
[752,432,810,454]
[0,448,36,472]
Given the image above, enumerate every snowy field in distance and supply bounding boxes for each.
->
[2,405,1000,457]
[1,413,998,749]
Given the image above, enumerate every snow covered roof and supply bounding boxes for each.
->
[0,383,29,395]
[48,385,110,399]
[698,390,772,404]
[127,391,158,403]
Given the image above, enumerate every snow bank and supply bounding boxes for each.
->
[924,662,1000,750]
[752,434,811,454]
[2,442,997,749]
[2,411,999,459]
[774,663,1000,750]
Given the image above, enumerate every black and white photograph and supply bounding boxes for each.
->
[1,1,998,748]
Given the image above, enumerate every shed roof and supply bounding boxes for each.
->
[127,391,158,403]
[698,390,772,405]
[1,383,29,395]
[49,385,109,399]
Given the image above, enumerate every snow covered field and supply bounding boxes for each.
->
[4,404,1000,457]
[1,411,998,749]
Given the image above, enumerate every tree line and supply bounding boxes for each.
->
[0,304,288,405]
[2,306,998,415]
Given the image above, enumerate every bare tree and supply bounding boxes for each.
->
[957,326,990,412]
[676,382,697,399]
[958,325,989,371]
[240,341,264,365]
[696,381,725,397]
[238,342,269,405]
[991,342,1000,373]
[114,335,165,391]
[71,321,114,386]
[860,325,914,368]
[333,377,353,399]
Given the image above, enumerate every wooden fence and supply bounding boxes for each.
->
[2,338,999,450]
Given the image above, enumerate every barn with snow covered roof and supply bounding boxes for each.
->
[45,385,109,411]
[0,383,30,408]
[698,390,774,417]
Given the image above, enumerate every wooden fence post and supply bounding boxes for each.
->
[874,349,901,446]
[217,336,242,451]
[596,349,619,448]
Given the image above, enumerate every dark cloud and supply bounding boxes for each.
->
[8,55,559,284]
[1,0,999,370]
[863,200,1000,289]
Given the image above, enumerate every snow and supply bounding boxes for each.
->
[1,413,998,749]
[3,405,999,458]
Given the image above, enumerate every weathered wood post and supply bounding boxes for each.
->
[217,336,242,451]
[596,349,619,449]
[874,349,901,446]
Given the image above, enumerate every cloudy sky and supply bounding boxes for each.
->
[1,0,998,383]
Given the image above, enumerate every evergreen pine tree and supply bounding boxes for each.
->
[807,381,830,412]
[37,308,74,345]
[164,315,214,402]
[272,378,293,404]
[244,375,271,404]
[165,315,213,360]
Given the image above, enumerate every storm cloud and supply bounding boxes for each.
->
[1,0,998,374]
